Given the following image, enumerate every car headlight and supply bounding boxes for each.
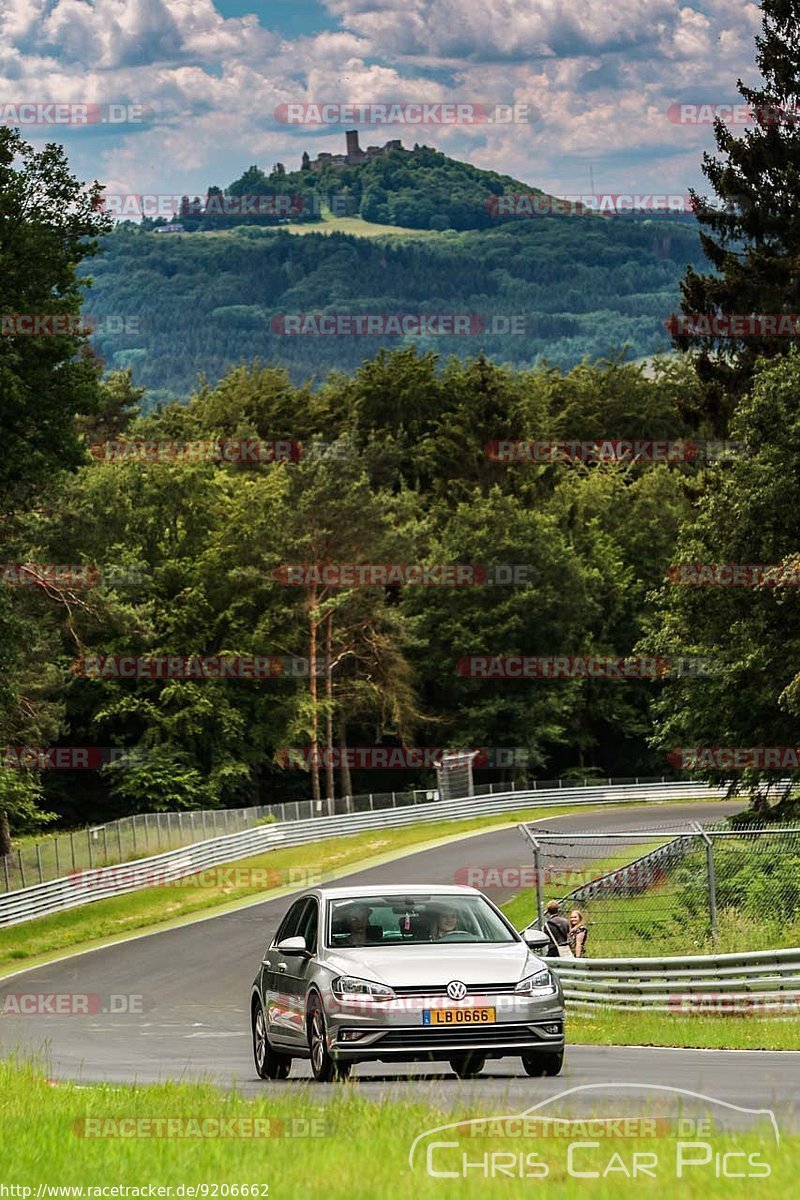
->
[331,975,396,1002]
[515,968,557,995]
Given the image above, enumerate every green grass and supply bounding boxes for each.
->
[192,212,448,240]
[569,1009,800,1051]
[0,803,598,976]
[0,1061,794,1198]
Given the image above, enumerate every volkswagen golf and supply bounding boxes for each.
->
[250,884,565,1082]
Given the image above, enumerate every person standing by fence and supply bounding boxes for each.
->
[568,908,588,958]
[543,899,570,957]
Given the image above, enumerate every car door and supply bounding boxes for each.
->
[279,897,320,1047]
[263,898,309,1045]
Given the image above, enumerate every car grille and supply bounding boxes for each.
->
[391,983,519,996]
[376,1023,544,1047]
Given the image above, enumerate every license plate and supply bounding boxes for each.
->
[423,1007,496,1025]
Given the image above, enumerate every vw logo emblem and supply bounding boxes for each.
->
[447,980,467,1001]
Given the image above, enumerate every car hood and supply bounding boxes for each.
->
[324,942,543,986]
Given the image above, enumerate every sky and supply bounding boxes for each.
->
[0,0,766,202]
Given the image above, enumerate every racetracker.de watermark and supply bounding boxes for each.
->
[458,656,714,680]
[0,103,151,125]
[71,655,324,680]
[98,193,304,218]
[487,440,744,464]
[666,313,800,337]
[271,313,483,336]
[666,102,799,125]
[73,1116,329,1139]
[669,746,800,770]
[88,438,355,464]
[274,102,530,125]
[453,863,671,889]
[1,563,144,587]
[275,746,527,769]
[488,440,697,464]
[666,562,800,586]
[487,194,694,217]
[1,992,146,1016]
[668,993,799,1013]
[3,746,149,770]
[274,564,536,587]
[68,864,322,891]
[0,314,142,337]
[89,439,302,463]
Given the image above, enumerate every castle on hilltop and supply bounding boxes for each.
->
[302,130,403,173]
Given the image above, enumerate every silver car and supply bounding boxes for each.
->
[250,884,565,1082]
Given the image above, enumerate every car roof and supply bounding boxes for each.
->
[308,884,483,901]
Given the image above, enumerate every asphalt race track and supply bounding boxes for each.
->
[1,800,798,1130]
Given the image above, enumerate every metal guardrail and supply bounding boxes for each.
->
[564,833,695,904]
[1,774,683,892]
[551,947,800,1014]
[0,780,726,927]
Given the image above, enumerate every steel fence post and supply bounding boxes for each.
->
[2,854,9,892]
[18,848,26,888]
[696,824,718,947]
[518,824,545,926]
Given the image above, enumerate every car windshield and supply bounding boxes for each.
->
[326,894,518,948]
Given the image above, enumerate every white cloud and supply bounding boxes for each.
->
[0,0,767,201]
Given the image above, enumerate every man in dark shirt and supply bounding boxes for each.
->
[543,900,570,956]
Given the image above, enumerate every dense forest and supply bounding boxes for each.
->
[85,213,704,402]
[1,349,709,829]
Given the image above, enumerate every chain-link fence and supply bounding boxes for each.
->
[520,822,800,956]
[1,774,680,893]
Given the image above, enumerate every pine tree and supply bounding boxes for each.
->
[673,0,800,432]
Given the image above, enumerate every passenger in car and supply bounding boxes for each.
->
[430,903,460,941]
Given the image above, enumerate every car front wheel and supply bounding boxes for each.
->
[252,1000,291,1080]
[307,998,351,1083]
[521,1050,564,1077]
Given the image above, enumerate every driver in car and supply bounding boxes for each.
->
[339,903,371,946]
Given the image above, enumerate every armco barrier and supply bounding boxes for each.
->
[0,781,726,928]
[565,833,695,903]
[551,947,800,1014]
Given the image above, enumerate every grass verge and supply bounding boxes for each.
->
[568,1010,800,1051]
[0,1061,794,1197]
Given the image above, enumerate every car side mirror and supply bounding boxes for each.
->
[522,927,551,951]
[276,935,309,956]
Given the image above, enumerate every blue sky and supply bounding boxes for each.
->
[0,1,766,203]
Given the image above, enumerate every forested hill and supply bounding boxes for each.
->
[150,143,548,234]
[85,212,704,404]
